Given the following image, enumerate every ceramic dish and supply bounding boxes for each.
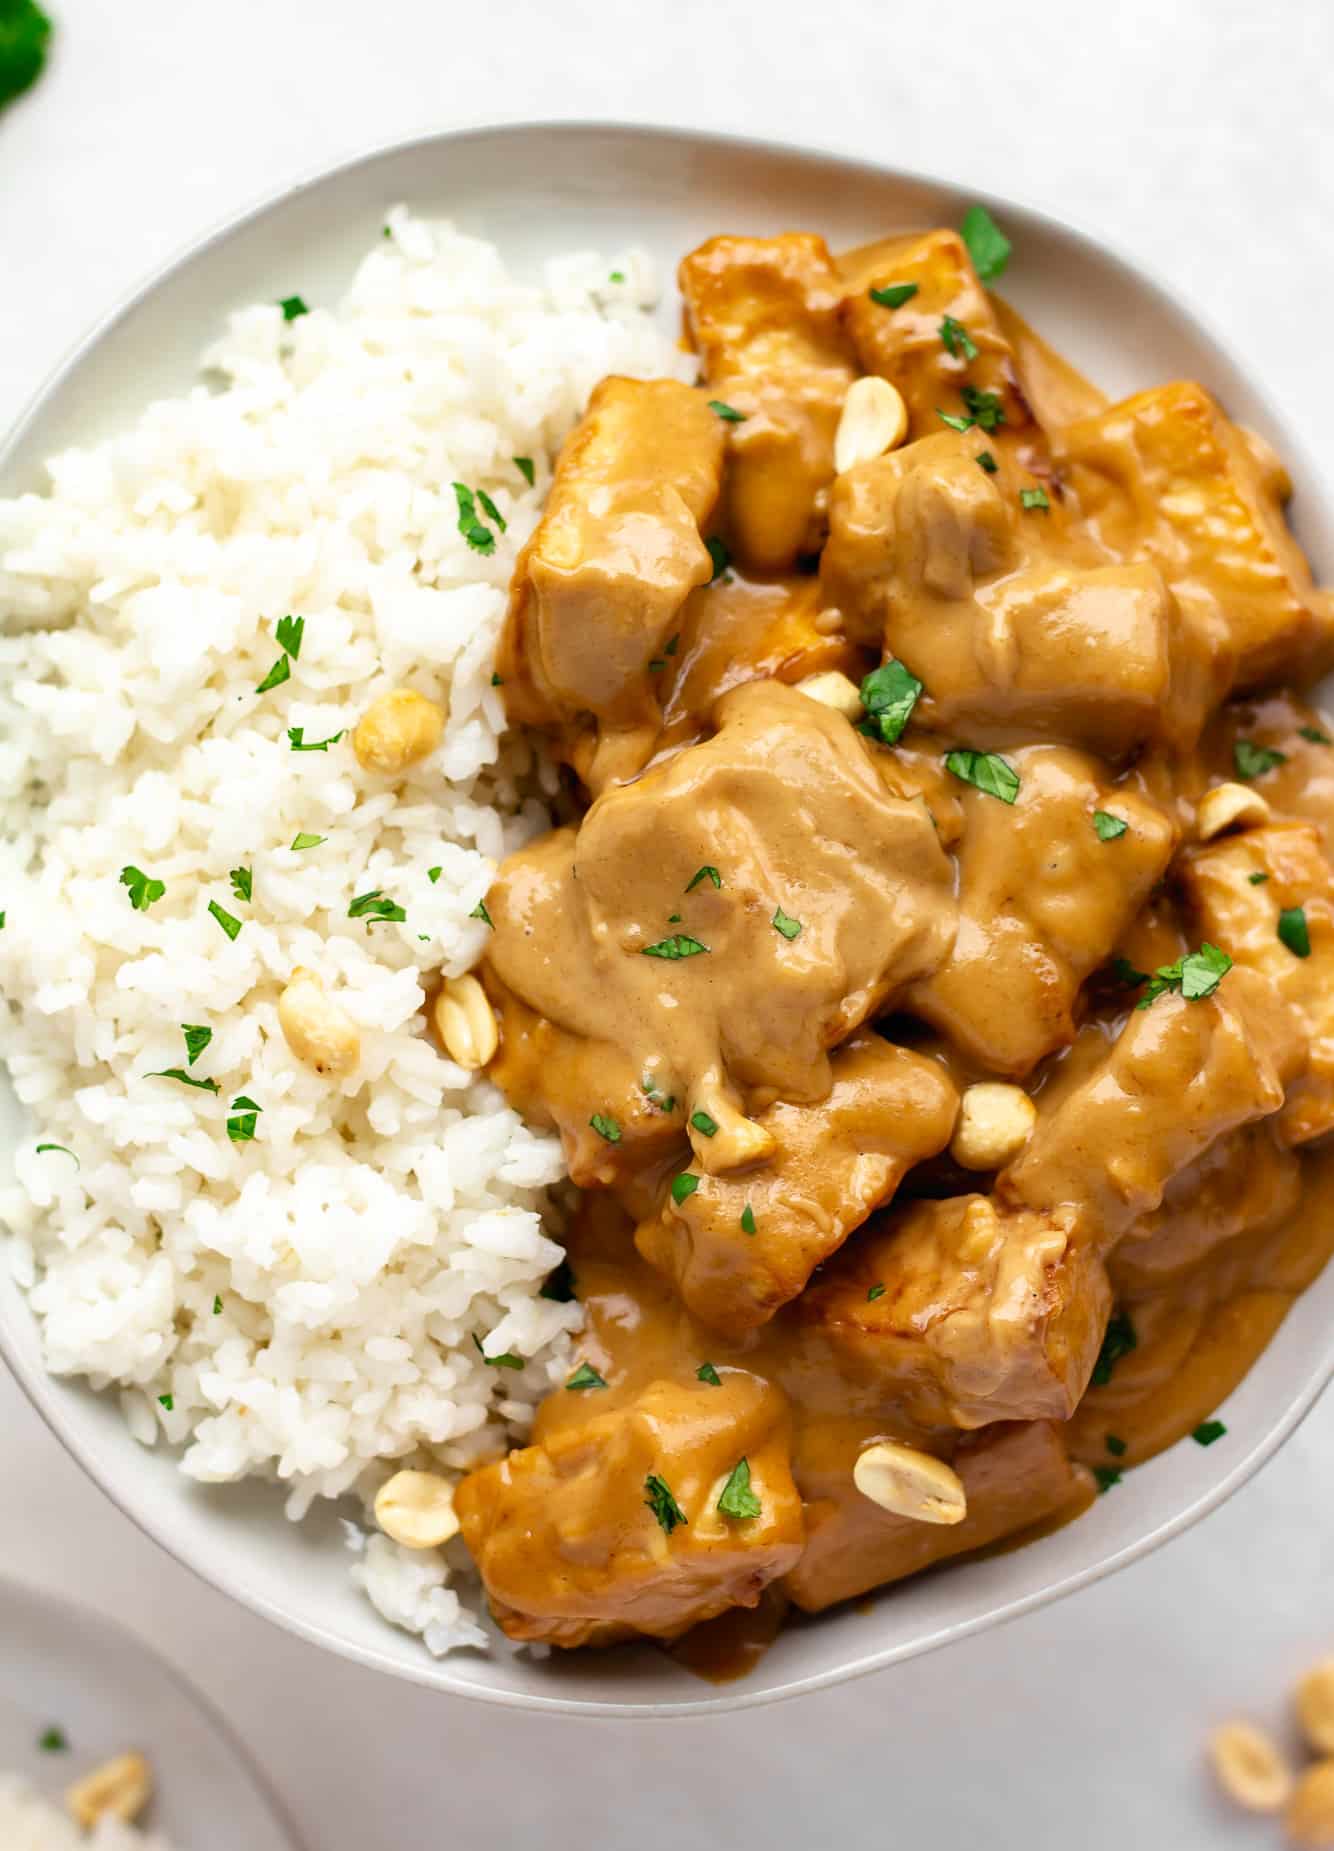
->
[1,121,1331,1716]
[0,1574,300,1846]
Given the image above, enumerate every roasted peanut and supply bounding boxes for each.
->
[835,376,909,474]
[951,1082,1037,1171]
[278,967,361,1078]
[1297,1661,1334,1756]
[352,688,444,775]
[1287,1762,1334,1845]
[67,1753,153,1830]
[1196,781,1271,841]
[1208,1720,1294,1814]
[374,1469,461,1549]
[796,670,864,720]
[433,974,499,1071]
[853,1440,967,1525]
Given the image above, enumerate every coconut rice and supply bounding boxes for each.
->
[0,212,692,1651]
[0,1773,175,1851]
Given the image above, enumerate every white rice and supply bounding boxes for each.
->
[0,213,692,1650]
[0,1774,174,1850]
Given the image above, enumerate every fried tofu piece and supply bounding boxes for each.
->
[908,745,1177,1077]
[1177,821,1334,1145]
[823,428,1212,754]
[679,234,857,572]
[1000,965,1307,1235]
[1061,381,1334,691]
[634,1035,958,1334]
[455,1373,804,1648]
[785,1419,1091,1613]
[798,1194,1112,1429]
[1110,1124,1301,1291]
[483,681,958,1173]
[496,377,725,790]
[839,230,1040,452]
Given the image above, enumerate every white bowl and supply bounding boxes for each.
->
[2,121,1331,1717]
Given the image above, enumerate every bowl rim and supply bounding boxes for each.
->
[2,116,1331,1718]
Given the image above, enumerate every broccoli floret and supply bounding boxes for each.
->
[0,0,53,109]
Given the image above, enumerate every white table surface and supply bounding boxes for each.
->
[3,2,1333,1844]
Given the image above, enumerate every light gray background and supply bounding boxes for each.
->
[2,2,1332,1844]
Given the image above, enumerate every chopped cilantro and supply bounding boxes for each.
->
[158,1393,174,1411]
[1109,956,1149,989]
[35,1144,78,1166]
[937,408,974,433]
[1279,906,1311,958]
[939,315,978,361]
[708,400,746,422]
[671,1173,700,1204]
[975,449,998,473]
[1300,725,1331,745]
[685,865,722,892]
[287,726,344,752]
[120,865,165,912]
[452,482,496,555]
[1093,1466,1122,1494]
[229,867,252,904]
[472,1334,525,1370]
[566,1362,608,1391]
[960,204,1012,282]
[540,1258,576,1303]
[1,1,52,108]
[38,1726,67,1754]
[213,1295,223,1315]
[207,900,243,941]
[181,1025,213,1067]
[860,659,923,746]
[1105,1433,1127,1458]
[275,614,304,659]
[1248,871,1270,885]
[347,890,407,925]
[255,653,291,693]
[717,1458,762,1521]
[961,384,1005,431]
[869,282,919,309]
[1020,486,1050,511]
[945,747,1020,804]
[290,833,326,851]
[1137,943,1232,1009]
[1093,811,1128,841]
[149,1068,220,1094]
[645,1473,687,1534]
[706,535,731,581]
[697,1362,722,1386]
[1193,1420,1227,1447]
[226,1095,261,1142]
[1091,1311,1137,1387]
[772,906,802,941]
[1233,738,1286,780]
[867,1283,886,1301]
[279,295,309,322]
[471,898,493,927]
[513,456,535,486]
[740,1204,757,1235]
[690,1111,718,1137]
[608,269,625,283]
[476,488,507,533]
[589,1113,621,1144]
[642,933,709,959]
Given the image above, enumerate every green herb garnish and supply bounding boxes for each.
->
[1300,725,1332,745]
[149,1068,221,1094]
[708,400,746,422]
[589,1113,621,1144]
[513,456,535,486]
[120,865,166,912]
[347,890,407,925]
[476,488,507,533]
[645,1473,687,1534]
[35,1144,78,1166]
[867,1283,886,1301]
[291,833,325,852]
[226,1096,261,1142]
[38,1726,67,1754]
[1233,739,1286,780]
[945,747,1020,804]
[182,1025,212,1067]
[287,727,344,752]
[452,482,497,555]
[975,450,998,473]
[642,934,709,960]
[1093,1466,1122,1494]
[471,899,493,927]
[937,408,974,433]
[279,295,309,321]
[690,1111,718,1137]
[158,1393,174,1410]
[1279,906,1311,958]
[1136,943,1232,1009]
[207,900,242,941]
[1020,486,1050,511]
[717,1458,762,1521]
[960,204,1011,282]
[961,384,1006,431]
[1193,1420,1227,1446]
[859,659,923,746]
[772,906,802,940]
[697,1362,722,1386]
[229,867,252,904]
[1248,871,1270,884]
[706,536,730,581]
[869,282,919,309]
[1,0,52,108]
[685,865,722,892]
[671,1173,700,1204]
[566,1363,608,1391]
[472,1334,525,1370]
[740,1204,756,1235]
[256,654,291,693]
[540,1258,576,1303]
[1105,1434,1127,1458]
[213,1296,223,1314]
[1091,1311,1137,1386]
[939,315,978,361]
[1093,811,1127,841]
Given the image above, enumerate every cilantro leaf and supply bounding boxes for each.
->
[290,833,325,851]
[540,1258,576,1303]
[471,1333,525,1370]
[772,906,803,940]
[1105,1433,1127,1458]
[939,315,978,361]
[697,1362,722,1386]
[347,890,406,925]
[513,456,535,486]
[274,614,304,659]
[961,384,1006,431]
[860,659,923,745]
[149,1068,220,1094]
[717,1458,762,1521]
[279,295,309,321]
[1020,486,1050,511]
[945,747,1020,803]
[671,1173,700,1204]
[0,0,52,107]
[471,898,493,927]
[256,653,291,693]
[740,1204,757,1235]
[1093,811,1128,841]
[1091,1311,1137,1386]
[975,449,998,473]
[35,1143,78,1166]
[708,400,746,422]
[867,1283,886,1301]
[937,408,974,433]
[690,1110,718,1137]
[1279,906,1311,958]
[120,865,166,912]
[226,1096,261,1143]
[589,1113,621,1144]
[869,282,918,309]
[287,726,344,752]
[1093,1466,1122,1494]
[38,1726,67,1753]
[1109,955,1149,989]
[1136,943,1232,1009]
[706,536,731,581]
[207,900,242,941]
[642,934,709,960]
[1300,724,1331,745]
[181,1024,212,1067]
[1193,1420,1227,1447]
[960,204,1012,282]
[452,482,496,555]
[476,488,507,533]
[566,1362,608,1391]
[229,867,252,904]
[685,865,722,892]
[1233,739,1286,780]
[644,1473,687,1534]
